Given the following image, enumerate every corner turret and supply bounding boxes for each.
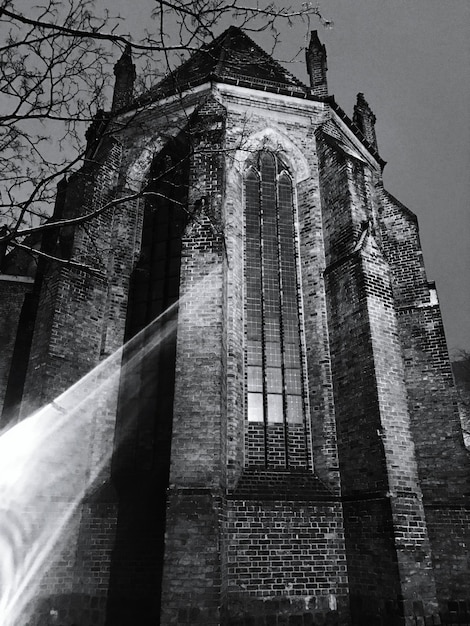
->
[111,44,136,112]
[306,31,328,97]
[353,92,378,152]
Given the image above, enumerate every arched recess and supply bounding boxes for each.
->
[115,135,190,478]
[124,137,165,192]
[107,135,190,624]
[243,150,310,471]
[234,126,310,184]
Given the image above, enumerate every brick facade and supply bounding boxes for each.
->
[0,27,468,626]
[0,275,34,417]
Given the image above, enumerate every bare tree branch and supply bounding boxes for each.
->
[9,240,104,276]
[0,0,329,269]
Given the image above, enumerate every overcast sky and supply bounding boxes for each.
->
[311,1,470,355]
[106,0,469,353]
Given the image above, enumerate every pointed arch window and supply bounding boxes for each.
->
[244,151,308,468]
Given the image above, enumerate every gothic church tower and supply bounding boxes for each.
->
[0,27,469,626]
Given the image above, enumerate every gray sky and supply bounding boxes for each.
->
[312,1,470,355]
[106,0,470,353]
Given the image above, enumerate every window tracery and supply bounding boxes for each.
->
[244,151,308,467]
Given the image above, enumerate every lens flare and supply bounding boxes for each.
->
[0,264,217,625]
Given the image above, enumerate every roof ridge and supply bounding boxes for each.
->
[221,26,308,90]
[138,25,309,105]
[140,28,232,102]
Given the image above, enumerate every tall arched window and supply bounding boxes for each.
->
[244,151,309,469]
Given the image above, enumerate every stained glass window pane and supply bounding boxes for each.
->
[285,368,302,394]
[284,325,300,344]
[286,395,303,424]
[247,318,263,341]
[264,318,280,341]
[247,392,264,422]
[265,342,281,366]
[284,343,300,368]
[260,151,276,170]
[247,366,263,392]
[247,340,263,365]
[266,367,282,393]
[267,394,283,423]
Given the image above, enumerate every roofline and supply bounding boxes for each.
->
[110,79,385,170]
[381,187,418,223]
[109,26,385,167]
[214,82,384,170]
[325,96,386,169]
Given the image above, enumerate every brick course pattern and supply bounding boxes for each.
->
[225,499,348,624]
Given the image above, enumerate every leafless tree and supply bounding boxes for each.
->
[0,0,330,266]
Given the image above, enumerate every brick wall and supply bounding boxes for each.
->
[318,134,440,623]
[22,502,117,626]
[225,498,348,625]
[425,505,470,618]
[0,276,34,417]
[159,96,228,624]
[378,188,470,613]
[223,147,246,488]
[13,131,127,626]
[297,160,341,495]
[379,188,469,498]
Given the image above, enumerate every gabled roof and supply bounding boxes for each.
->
[122,27,385,166]
[142,25,310,102]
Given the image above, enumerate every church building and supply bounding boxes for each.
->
[0,26,469,626]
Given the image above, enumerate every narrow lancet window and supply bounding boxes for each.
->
[245,167,264,424]
[244,151,308,469]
